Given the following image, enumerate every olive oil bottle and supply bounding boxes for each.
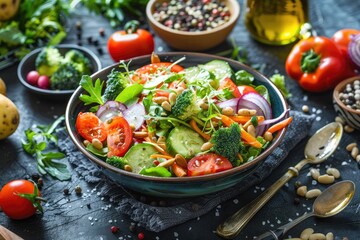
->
[244,0,308,45]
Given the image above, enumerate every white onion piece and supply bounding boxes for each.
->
[216,98,240,111]
[123,103,146,130]
[97,101,127,122]
[348,33,360,69]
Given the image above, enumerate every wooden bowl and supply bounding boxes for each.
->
[146,0,240,51]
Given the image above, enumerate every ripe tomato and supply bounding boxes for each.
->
[187,153,232,176]
[133,62,185,84]
[332,29,360,53]
[238,85,257,96]
[106,116,133,157]
[0,180,44,220]
[75,112,107,142]
[107,21,154,62]
[218,78,241,98]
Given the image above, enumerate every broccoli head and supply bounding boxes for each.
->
[64,50,92,75]
[35,46,63,76]
[50,62,82,90]
[210,123,241,166]
[172,89,201,120]
[102,69,130,102]
[106,156,129,169]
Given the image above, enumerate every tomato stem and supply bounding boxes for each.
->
[124,20,140,34]
[16,181,47,214]
[301,49,321,73]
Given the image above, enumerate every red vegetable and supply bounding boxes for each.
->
[187,153,232,176]
[132,62,184,84]
[218,77,241,98]
[0,180,46,220]
[107,20,154,62]
[286,36,357,92]
[348,33,360,69]
[106,116,132,157]
[76,112,108,142]
[26,71,40,85]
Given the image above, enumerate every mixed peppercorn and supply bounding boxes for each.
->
[152,0,231,32]
[339,79,360,111]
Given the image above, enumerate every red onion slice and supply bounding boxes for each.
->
[258,109,290,126]
[216,98,240,111]
[348,33,360,69]
[237,92,272,119]
[96,101,127,122]
[123,103,146,130]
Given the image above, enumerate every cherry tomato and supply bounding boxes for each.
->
[133,62,185,84]
[238,85,257,96]
[187,153,232,176]
[107,20,154,62]
[106,116,133,157]
[218,77,241,98]
[0,180,43,220]
[75,112,107,142]
[332,29,360,53]
[155,80,187,97]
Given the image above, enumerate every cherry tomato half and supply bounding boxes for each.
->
[0,180,42,220]
[133,62,185,84]
[218,77,241,98]
[75,112,107,142]
[238,85,257,96]
[187,153,232,176]
[107,22,154,62]
[106,116,133,157]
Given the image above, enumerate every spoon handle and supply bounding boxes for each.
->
[217,169,298,239]
[254,212,314,240]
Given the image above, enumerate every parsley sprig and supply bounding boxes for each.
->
[22,116,71,181]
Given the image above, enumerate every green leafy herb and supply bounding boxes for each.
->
[79,75,104,107]
[270,74,292,98]
[22,116,71,181]
[234,70,254,86]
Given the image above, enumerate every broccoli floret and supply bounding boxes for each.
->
[210,123,241,166]
[35,46,63,76]
[106,156,129,169]
[64,50,92,75]
[50,62,82,90]
[172,89,201,120]
[102,69,130,102]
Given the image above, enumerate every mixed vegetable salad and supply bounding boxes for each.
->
[75,55,292,178]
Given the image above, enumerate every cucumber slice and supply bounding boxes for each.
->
[125,143,160,173]
[166,126,205,159]
[202,60,234,82]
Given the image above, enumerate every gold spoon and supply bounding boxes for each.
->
[217,122,343,239]
[254,180,355,239]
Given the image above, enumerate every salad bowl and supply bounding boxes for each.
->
[65,52,288,198]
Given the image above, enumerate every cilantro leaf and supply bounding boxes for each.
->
[79,75,104,106]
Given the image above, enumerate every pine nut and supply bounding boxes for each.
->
[344,125,354,133]
[310,168,320,180]
[161,101,172,111]
[169,92,177,106]
[309,233,326,240]
[129,123,136,131]
[351,147,359,159]
[199,100,209,110]
[302,105,309,113]
[221,107,234,116]
[201,142,214,151]
[326,168,340,179]
[300,228,314,240]
[296,185,307,197]
[247,125,256,137]
[263,131,273,141]
[124,165,133,172]
[133,131,149,138]
[317,174,335,184]
[153,96,168,104]
[92,138,103,150]
[356,155,360,162]
[346,142,357,151]
[238,108,256,116]
[242,120,252,130]
[175,154,187,168]
[83,140,90,146]
[174,87,184,95]
[157,158,175,168]
[305,189,322,199]
[335,116,345,125]
[325,232,334,240]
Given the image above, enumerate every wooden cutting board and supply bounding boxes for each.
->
[0,226,23,240]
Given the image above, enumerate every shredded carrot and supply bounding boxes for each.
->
[172,163,187,177]
[219,114,262,148]
[150,154,173,159]
[145,142,172,156]
[229,115,265,124]
[190,119,211,140]
[267,116,293,134]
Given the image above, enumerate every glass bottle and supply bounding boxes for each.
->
[244,0,308,45]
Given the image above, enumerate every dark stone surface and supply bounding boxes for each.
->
[0,1,359,239]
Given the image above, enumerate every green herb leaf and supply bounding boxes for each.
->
[269,74,292,98]
[115,83,143,103]
[79,75,104,106]
[234,70,254,86]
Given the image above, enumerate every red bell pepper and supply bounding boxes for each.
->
[285,36,357,92]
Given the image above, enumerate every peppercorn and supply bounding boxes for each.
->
[294,181,302,190]
[87,36,93,44]
[99,27,105,37]
[76,21,82,31]
[31,173,40,182]
[37,178,43,187]
[87,203,91,209]
[74,185,82,195]
[63,188,70,195]
[97,48,103,55]
[339,79,360,111]
[111,226,119,233]
[129,224,136,233]
[138,232,145,240]
[93,39,99,46]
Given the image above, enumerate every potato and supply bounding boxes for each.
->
[0,78,6,95]
[0,94,19,140]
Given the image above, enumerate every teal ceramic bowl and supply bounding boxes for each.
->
[65,52,288,198]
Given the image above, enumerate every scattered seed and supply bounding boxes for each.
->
[37,178,43,187]
[351,147,359,159]
[75,185,82,195]
[31,173,40,181]
[97,47,103,55]
[169,92,177,105]
[305,189,321,199]
[99,27,105,37]
[326,168,340,179]
[300,228,314,240]
[92,138,103,150]
[335,116,345,125]
[310,168,320,180]
[83,140,90,146]
[76,21,82,30]
[346,142,357,151]
[325,232,334,240]
[309,233,326,240]
[87,203,91,209]
[111,226,119,233]
[124,165,133,172]
[317,174,335,184]
[344,125,354,133]
[302,105,309,113]
[93,39,99,46]
[138,232,145,240]
[356,155,360,162]
[63,188,70,195]
[294,181,302,189]
[87,36,93,44]
[201,142,214,151]
[296,185,307,197]
[161,101,172,111]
